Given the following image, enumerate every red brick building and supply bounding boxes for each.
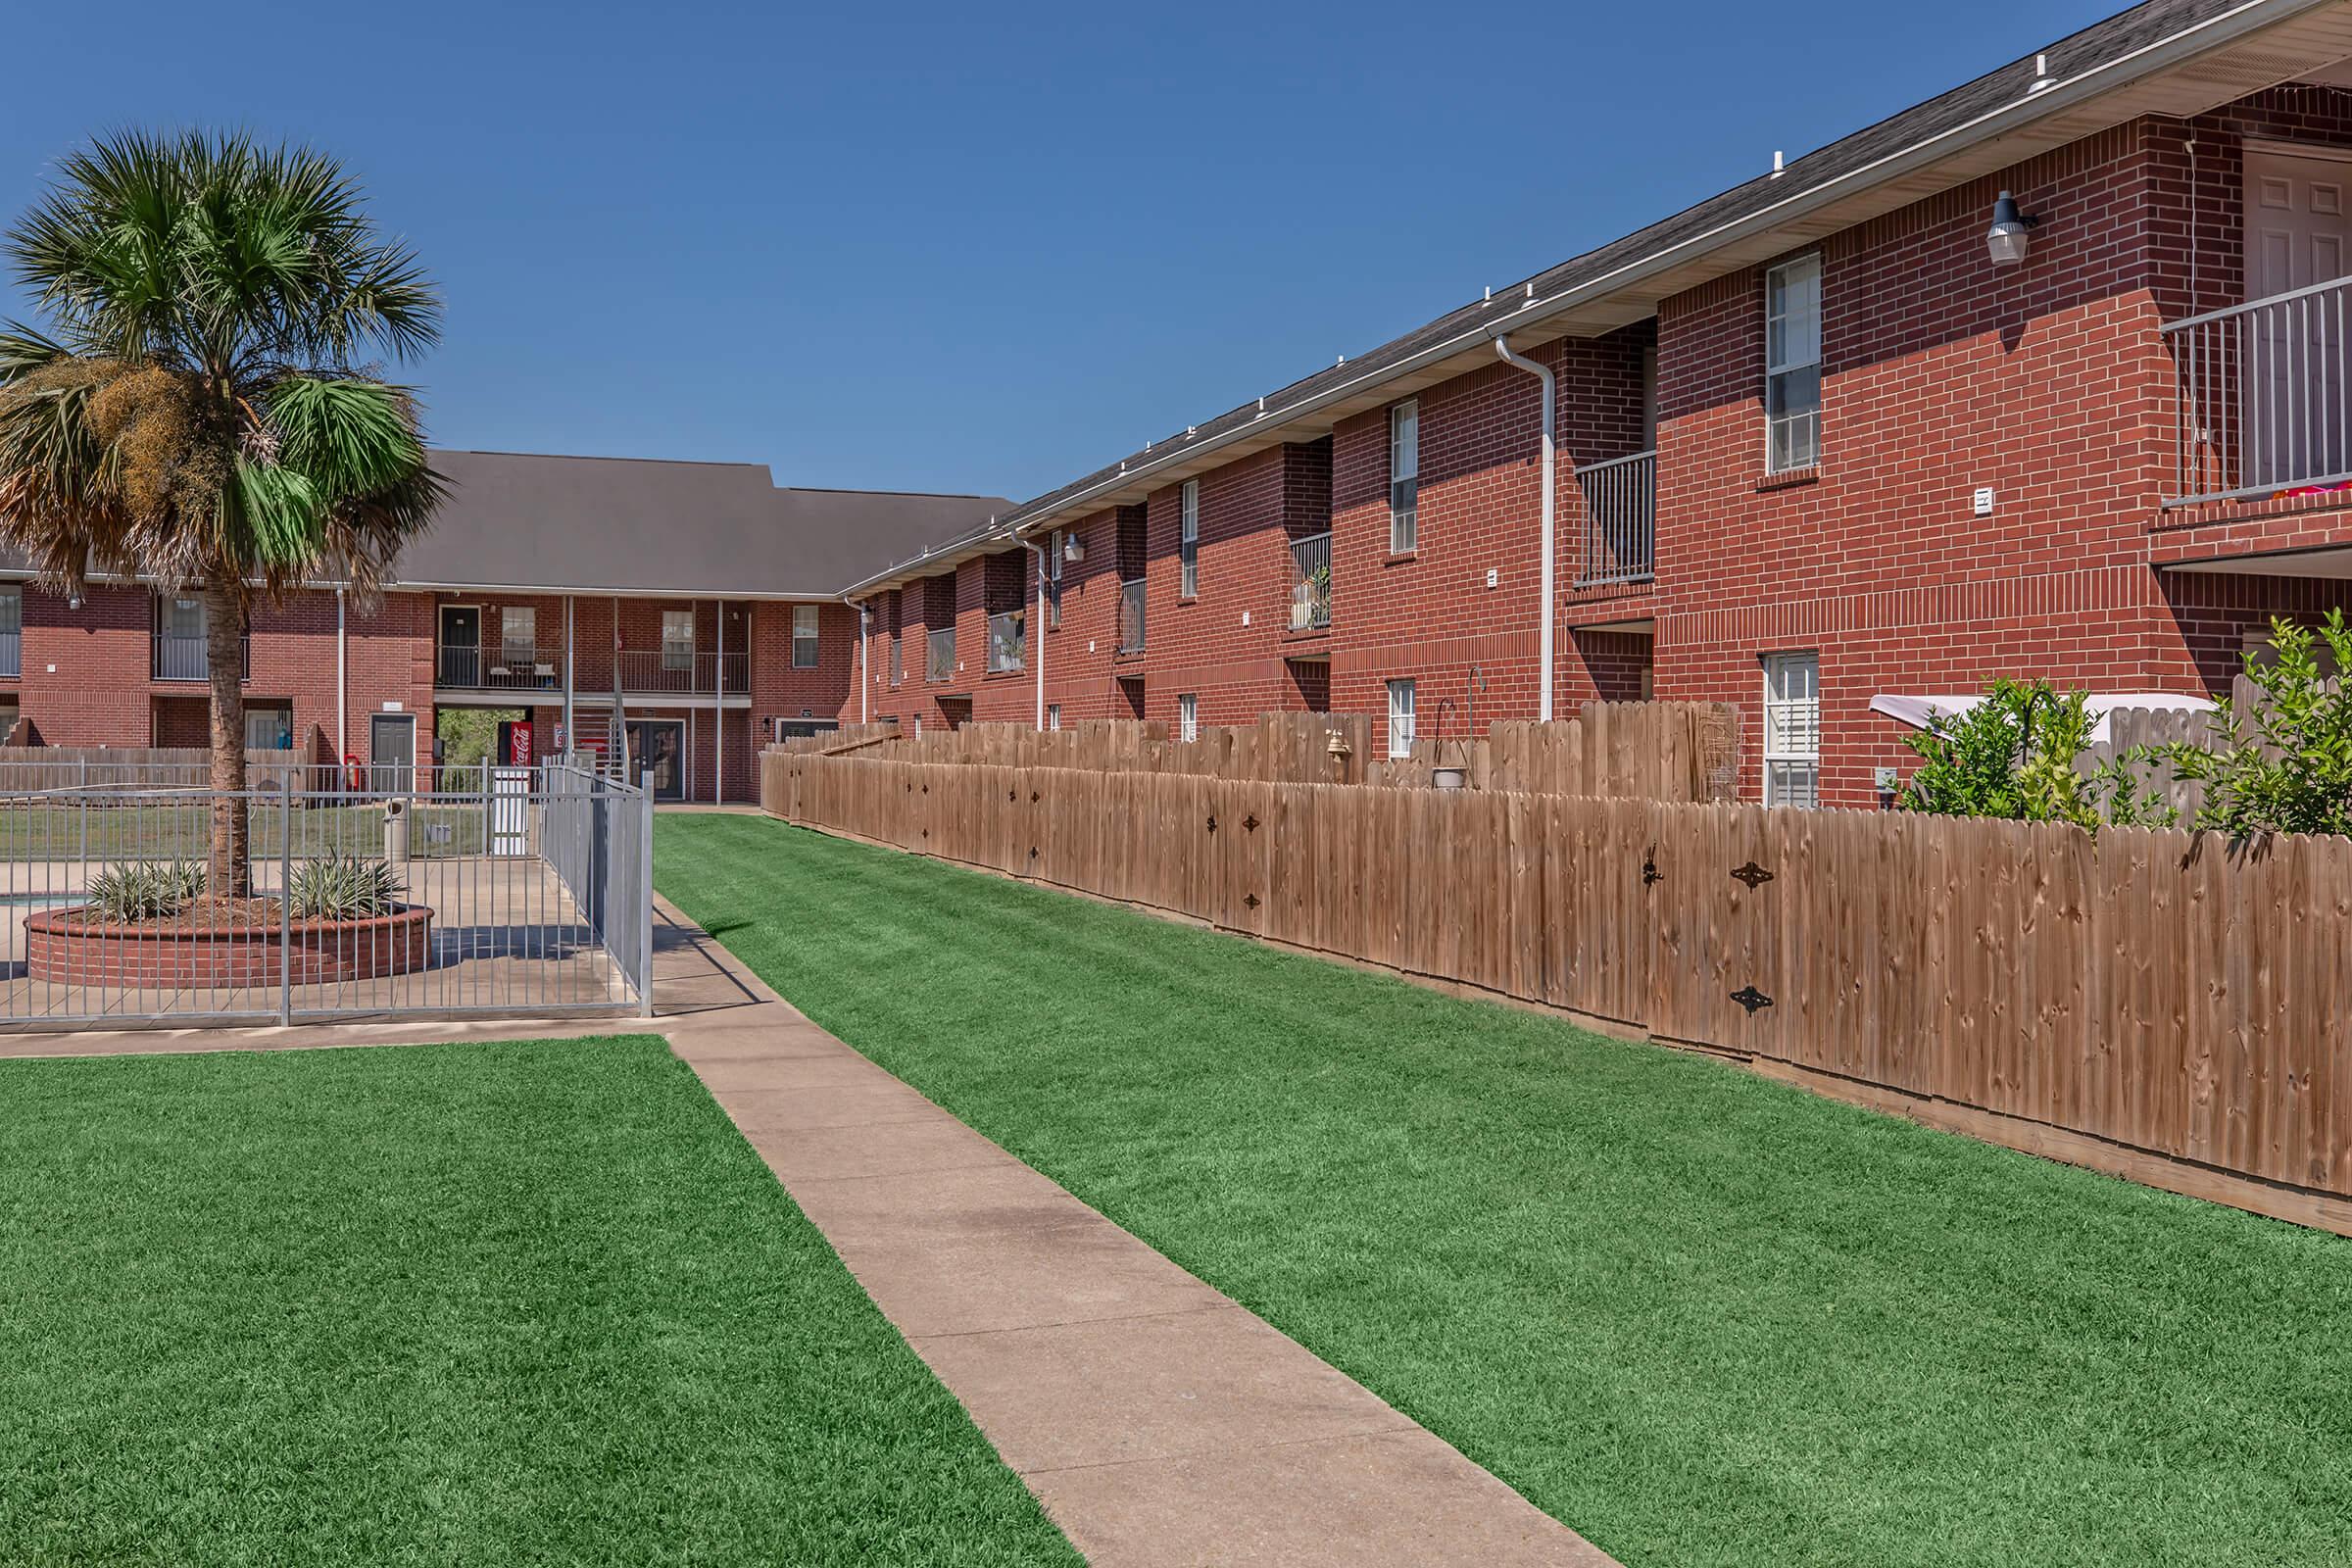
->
[0,451,1002,803]
[843,0,2352,807]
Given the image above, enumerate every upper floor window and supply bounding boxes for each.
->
[661,609,695,671]
[1047,529,1064,627]
[1179,481,1200,598]
[1762,650,1820,808]
[793,605,820,668]
[1765,255,1822,473]
[1389,401,1419,553]
[500,606,535,666]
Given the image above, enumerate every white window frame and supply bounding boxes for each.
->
[1179,481,1200,598]
[793,604,821,668]
[1389,401,1419,554]
[0,584,21,678]
[1765,255,1823,474]
[1386,677,1416,759]
[1047,703,1061,731]
[499,605,535,666]
[1761,651,1821,808]
[1178,692,1198,742]
[661,609,696,671]
[1047,529,1064,627]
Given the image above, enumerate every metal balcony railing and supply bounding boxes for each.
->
[613,648,750,694]
[437,645,565,690]
[1117,578,1146,655]
[151,633,251,682]
[1287,532,1332,630]
[987,610,1025,672]
[926,627,956,683]
[2165,273,2352,506]
[1574,449,1656,587]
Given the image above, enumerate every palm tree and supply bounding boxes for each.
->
[0,131,441,898]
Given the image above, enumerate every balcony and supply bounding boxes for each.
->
[613,648,749,695]
[926,627,956,683]
[987,610,1025,673]
[2164,274,2352,506]
[1116,578,1146,655]
[152,632,251,682]
[1287,532,1332,630]
[1573,449,1655,587]
[437,644,564,691]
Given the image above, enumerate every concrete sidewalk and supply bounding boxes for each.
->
[1,897,1617,1567]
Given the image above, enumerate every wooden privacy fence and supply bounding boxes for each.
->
[770,703,1737,800]
[767,751,2352,1226]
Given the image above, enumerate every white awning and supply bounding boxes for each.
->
[1869,692,2215,745]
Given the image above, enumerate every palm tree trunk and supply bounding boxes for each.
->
[205,581,249,899]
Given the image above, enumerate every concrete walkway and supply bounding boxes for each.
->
[1,897,1617,1568]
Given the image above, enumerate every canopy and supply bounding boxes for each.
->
[1868,692,2215,745]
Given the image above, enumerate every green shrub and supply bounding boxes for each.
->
[287,850,406,920]
[1898,680,2173,829]
[2144,610,2352,841]
[84,860,206,922]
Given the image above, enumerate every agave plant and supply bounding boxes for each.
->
[286,850,406,920]
[84,859,206,922]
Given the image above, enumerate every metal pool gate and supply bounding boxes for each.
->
[0,761,654,1030]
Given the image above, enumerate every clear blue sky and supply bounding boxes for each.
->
[0,0,2121,504]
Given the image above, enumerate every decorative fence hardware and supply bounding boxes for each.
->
[1730,985,1774,1013]
[1731,861,1775,888]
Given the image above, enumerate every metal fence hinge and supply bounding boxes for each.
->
[1731,985,1774,1013]
[1731,860,1774,889]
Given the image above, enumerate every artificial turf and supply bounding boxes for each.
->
[658,812,2352,1568]
[0,1036,1078,1567]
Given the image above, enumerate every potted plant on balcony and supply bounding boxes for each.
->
[0,129,442,913]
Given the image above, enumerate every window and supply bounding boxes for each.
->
[661,609,696,671]
[793,604,820,668]
[1765,255,1822,473]
[1762,651,1821,808]
[1178,692,1198,742]
[499,606,535,667]
[1386,677,1416,759]
[1179,481,1200,597]
[1047,703,1061,731]
[243,702,293,752]
[889,631,903,685]
[1389,401,1419,553]
[1047,530,1064,627]
[163,597,205,640]
[988,608,1025,672]
[0,585,19,678]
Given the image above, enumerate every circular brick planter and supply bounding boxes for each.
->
[24,905,432,989]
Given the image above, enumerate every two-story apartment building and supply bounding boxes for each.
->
[0,451,1004,803]
[841,0,2352,807]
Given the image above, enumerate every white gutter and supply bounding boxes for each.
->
[1492,337,1556,722]
[1022,541,1049,728]
[937,0,2327,552]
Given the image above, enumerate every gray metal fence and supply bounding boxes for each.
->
[0,760,653,1031]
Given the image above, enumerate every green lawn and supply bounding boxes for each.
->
[658,814,2352,1568]
[0,1036,1076,1567]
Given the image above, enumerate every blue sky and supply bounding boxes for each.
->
[0,0,2121,504]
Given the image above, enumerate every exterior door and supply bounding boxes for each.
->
[2243,148,2352,487]
[624,719,685,801]
[439,606,480,688]
[369,712,416,795]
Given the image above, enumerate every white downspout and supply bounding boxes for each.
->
[1494,336,1556,721]
[1022,541,1049,728]
[335,586,348,770]
[856,599,870,723]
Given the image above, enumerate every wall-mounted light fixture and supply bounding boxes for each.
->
[1986,190,2039,268]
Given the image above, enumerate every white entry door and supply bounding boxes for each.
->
[2243,147,2352,487]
